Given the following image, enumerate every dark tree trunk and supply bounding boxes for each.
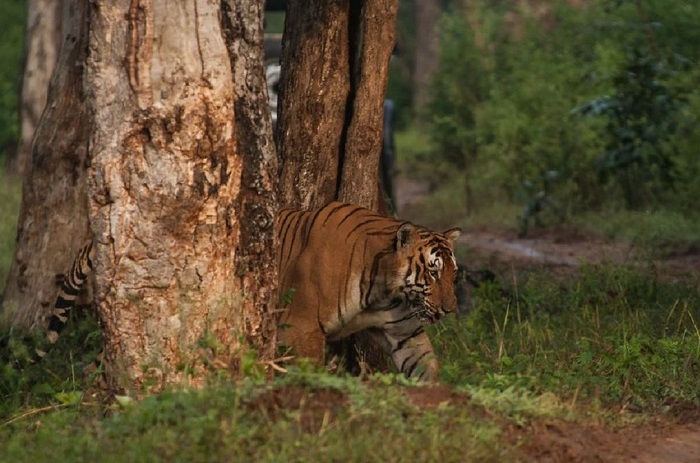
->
[277,0,351,209]
[277,0,398,373]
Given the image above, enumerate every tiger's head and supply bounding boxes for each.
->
[390,223,461,324]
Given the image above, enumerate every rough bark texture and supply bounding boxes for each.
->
[278,0,397,210]
[413,0,440,120]
[337,0,397,210]
[86,0,277,393]
[7,0,63,177]
[222,0,279,365]
[277,0,398,373]
[277,0,350,209]
[2,0,90,329]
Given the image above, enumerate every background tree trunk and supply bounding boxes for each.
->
[278,0,397,209]
[277,0,398,372]
[277,0,350,209]
[2,0,90,330]
[413,0,440,123]
[86,0,277,394]
[7,0,64,177]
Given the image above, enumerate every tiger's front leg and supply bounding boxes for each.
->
[378,328,440,382]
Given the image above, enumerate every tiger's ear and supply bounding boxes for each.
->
[443,228,461,242]
[396,223,418,249]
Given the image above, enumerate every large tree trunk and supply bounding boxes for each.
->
[277,0,398,372]
[224,0,280,370]
[87,0,277,393]
[6,0,63,177]
[4,0,278,395]
[2,0,90,329]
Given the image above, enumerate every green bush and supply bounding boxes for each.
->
[427,0,700,218]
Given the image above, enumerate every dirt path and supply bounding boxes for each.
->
[393,175,700,462]
[394,175,700,280]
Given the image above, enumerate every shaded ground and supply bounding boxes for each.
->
[389,175,700,462]
[250,384,700,462]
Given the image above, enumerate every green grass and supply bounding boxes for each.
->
[574,209,700,257]
[0,371,515,463]
[2,260,698,461]
[3,260,698,461]
[0,166,21,294]
[432,263,700,411]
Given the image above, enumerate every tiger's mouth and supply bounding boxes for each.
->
[412,303,442,324]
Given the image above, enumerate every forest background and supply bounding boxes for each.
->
[1,1,700,461]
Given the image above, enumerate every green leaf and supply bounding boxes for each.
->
[54,391,83,405]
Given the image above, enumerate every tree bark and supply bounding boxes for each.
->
[336,0,397,210]
[2,0,90,330]
[277,0,398,372]
[223,0,279,365]
[3,0,278,395]
[6,0,63,177]
[277,0,351,209]
[278,0,397,210]
[86,0,277,393]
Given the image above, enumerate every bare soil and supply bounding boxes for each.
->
[394,176,700,281]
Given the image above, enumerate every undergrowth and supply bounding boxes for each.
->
[0,368,512,463]
[1,260,697,462]
[433,263,700,412]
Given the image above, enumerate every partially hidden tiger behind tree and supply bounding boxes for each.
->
[42,202,461,381]
[277,201,460,381]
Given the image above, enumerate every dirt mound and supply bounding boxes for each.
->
[248,386,347,432]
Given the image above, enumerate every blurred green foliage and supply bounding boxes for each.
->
[0,0,24,161]
[428,0,700,220]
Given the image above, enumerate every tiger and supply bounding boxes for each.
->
[29,241,94,360]
[277,201,460,381]
[41,202,461,381]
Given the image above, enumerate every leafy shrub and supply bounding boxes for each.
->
[427,0,700,219]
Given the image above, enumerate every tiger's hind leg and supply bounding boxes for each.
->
[277,297,327,365]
